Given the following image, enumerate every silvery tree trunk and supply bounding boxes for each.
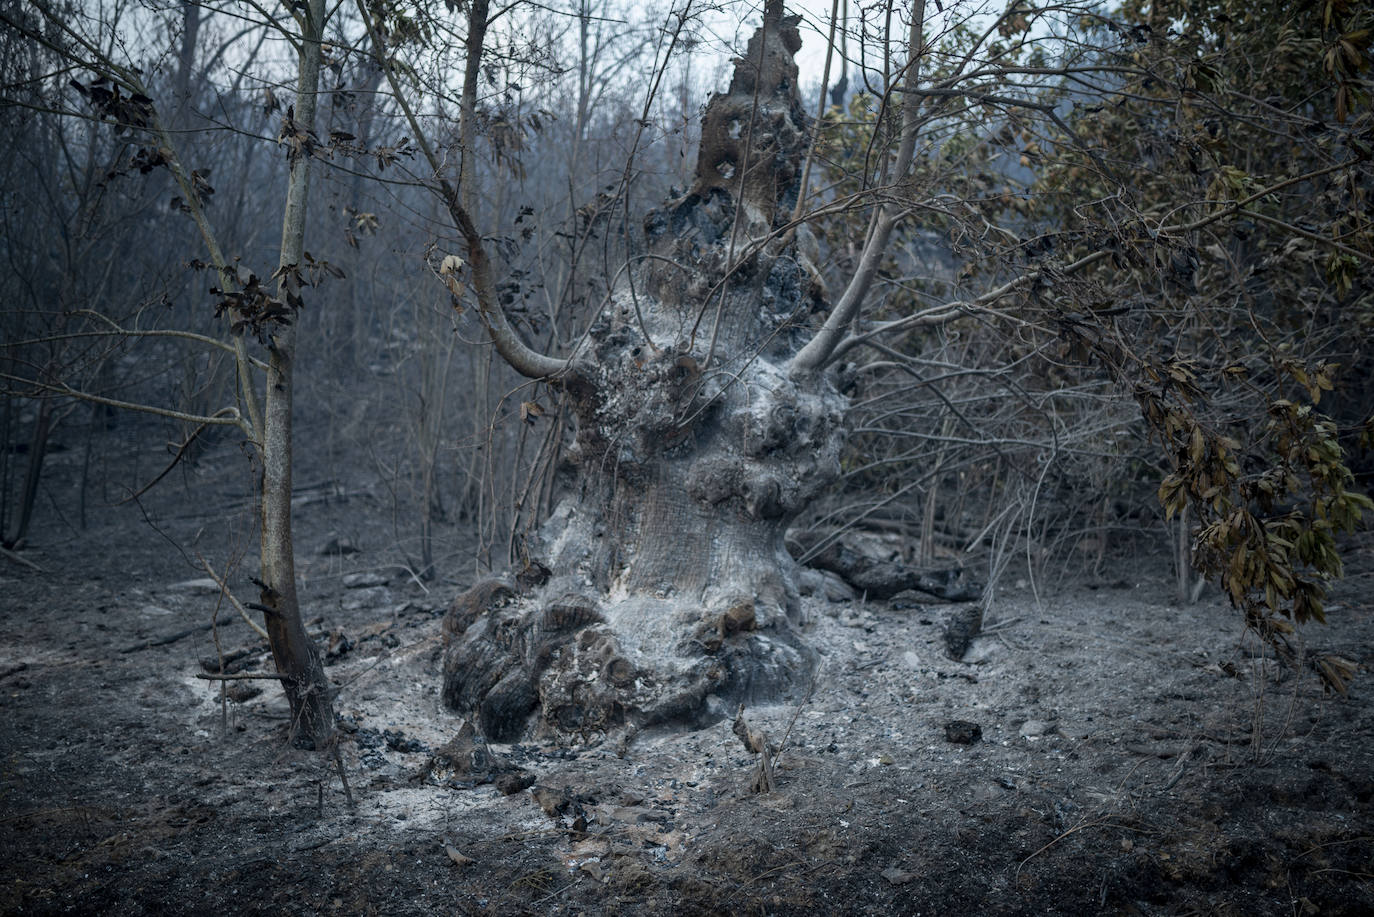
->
[442,6,848,740]
[259,0,334,750]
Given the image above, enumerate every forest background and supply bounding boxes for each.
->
[1,0,1372,911]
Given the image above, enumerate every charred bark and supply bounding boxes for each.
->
[443,5,844,741]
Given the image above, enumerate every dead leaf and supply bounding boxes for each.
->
[881,866,914,885]
[571,838,610,858]
[443,275,465,301]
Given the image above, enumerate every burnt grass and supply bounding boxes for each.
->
[2,426,1372,916]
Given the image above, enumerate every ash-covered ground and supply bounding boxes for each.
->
[2,429,1371,915]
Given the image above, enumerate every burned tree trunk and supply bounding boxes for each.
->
[443,6,843,740]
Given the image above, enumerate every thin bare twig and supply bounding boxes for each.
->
[1,546,45,573]
[197,553,270,640]
[196,671,292,681]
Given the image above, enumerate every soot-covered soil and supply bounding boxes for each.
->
[1,430,1372,915]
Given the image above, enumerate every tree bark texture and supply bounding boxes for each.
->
[443,6,844,741]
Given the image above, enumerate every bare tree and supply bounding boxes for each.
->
[254,0,336,748]
[1,0,337,748]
